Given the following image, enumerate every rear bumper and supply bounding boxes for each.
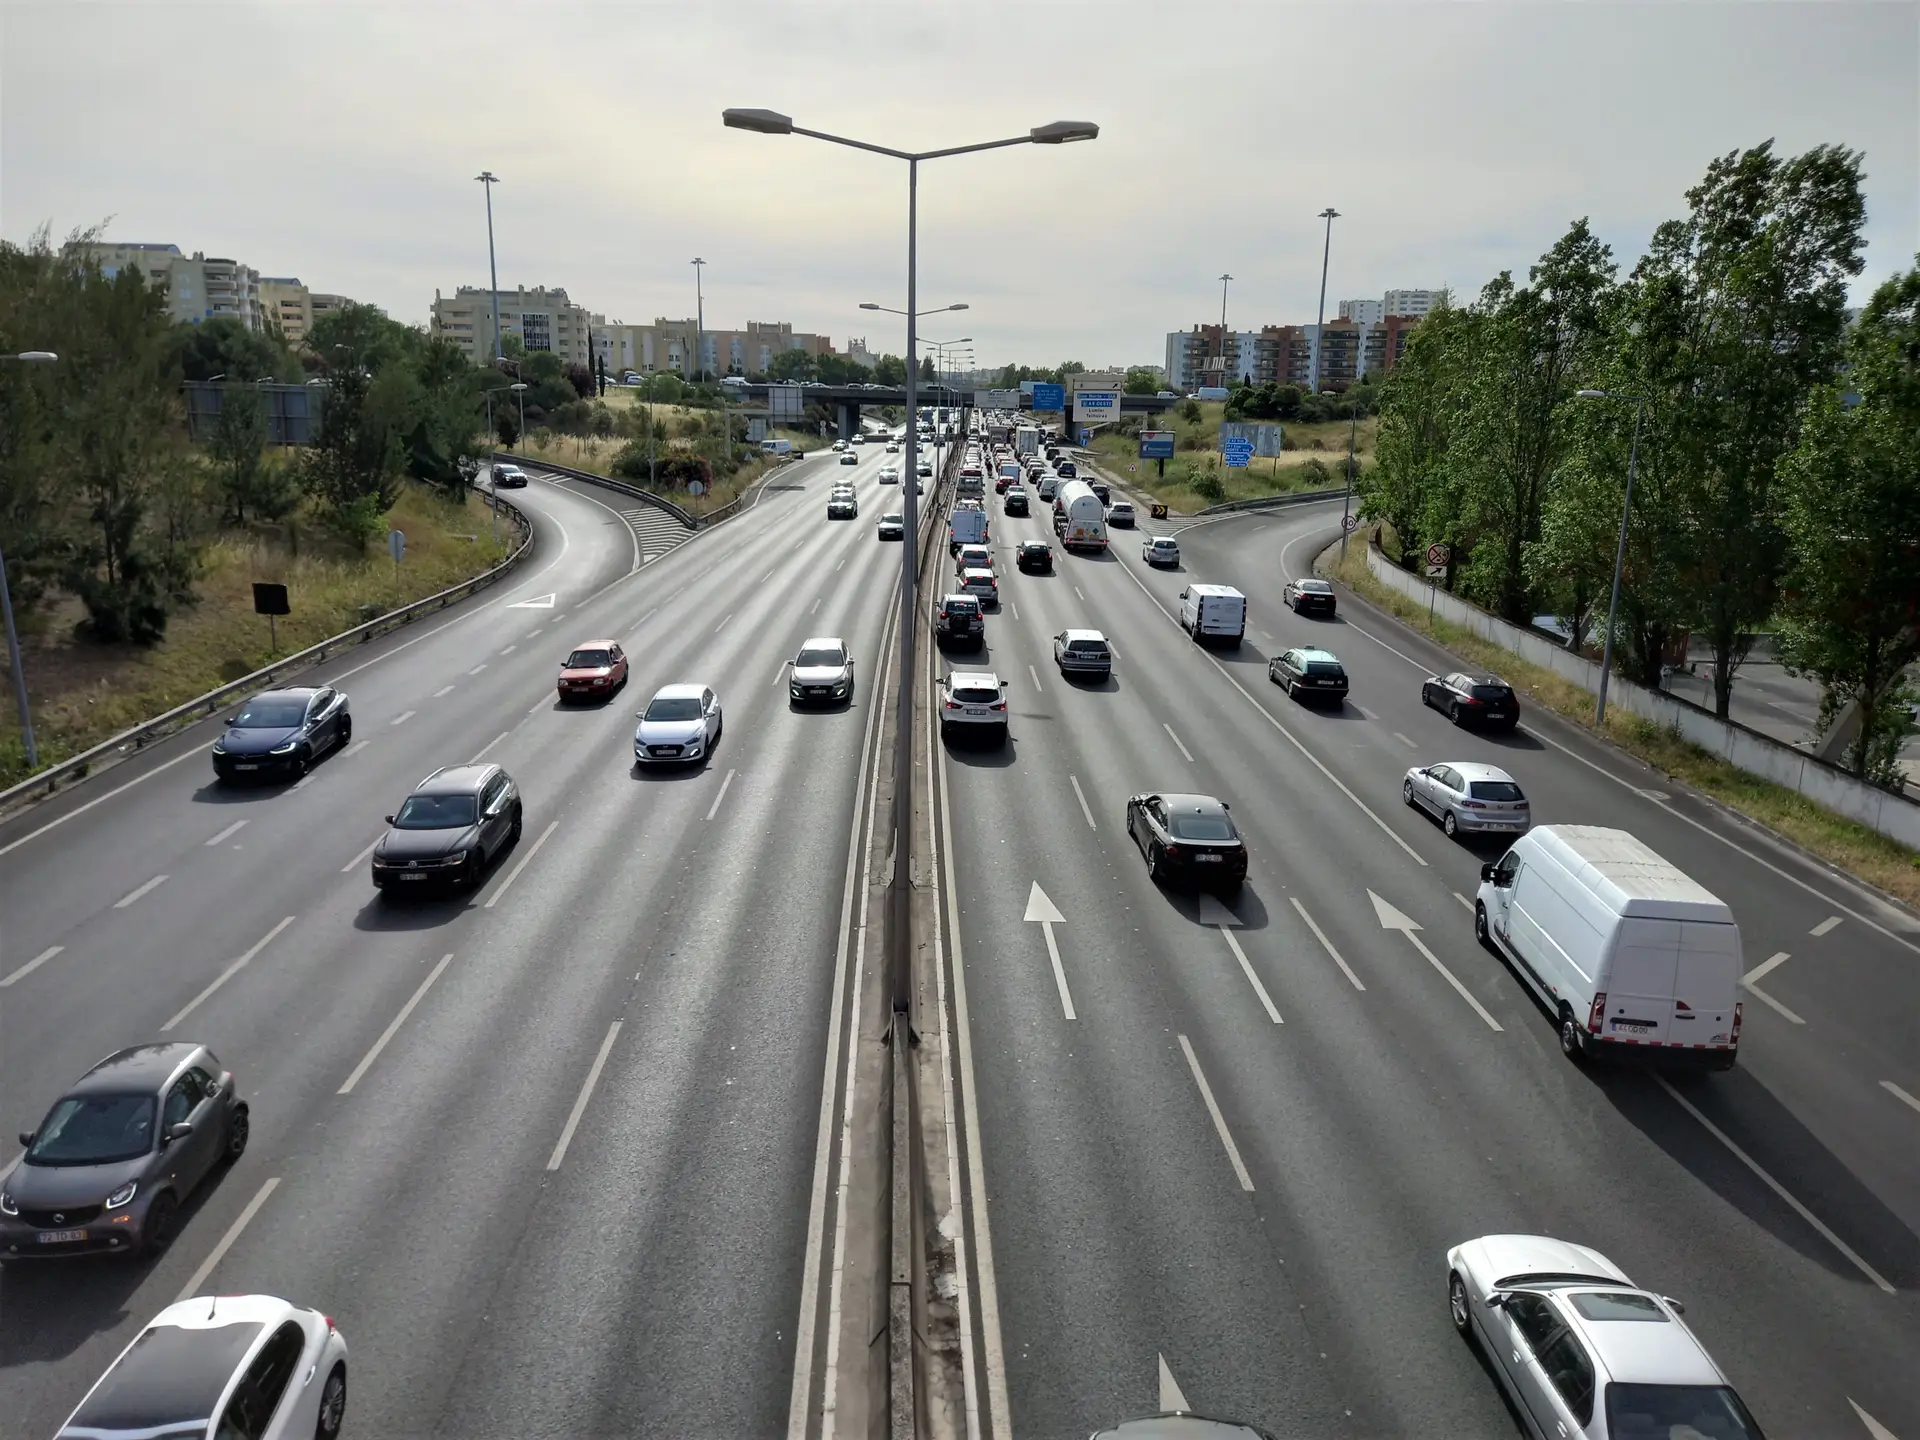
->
[1590,1036,1738,1069]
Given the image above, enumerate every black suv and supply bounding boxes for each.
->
[1016,541,1054,574]
[1422,671,1520,730]
[372,764,523,893]
[935,594,984,649]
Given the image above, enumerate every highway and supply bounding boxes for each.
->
[929,484,1920,1436]
[0,439,910,1437]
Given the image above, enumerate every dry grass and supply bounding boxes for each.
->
[1323,532,1920,907]
[1,484,513,783]
[1084,403,1373,513]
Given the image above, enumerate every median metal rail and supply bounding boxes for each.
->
[1193,485,1345,516]
[495,452,771,531]
[0,493,534,813]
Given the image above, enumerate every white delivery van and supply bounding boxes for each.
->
[1475,824,1743,1069]
[948,504,989,553]
[1055,479,1108,553]
[955,471,984,499]
[1015,425,1040,457]
[1178,584,1246,646]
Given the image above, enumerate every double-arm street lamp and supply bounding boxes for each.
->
[1575,388,1649,727]
[725,107,1097,1017]
[1,350,59,770]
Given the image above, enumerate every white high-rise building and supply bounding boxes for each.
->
[1342,289,1446,325]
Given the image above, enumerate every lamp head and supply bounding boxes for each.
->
[1575,389,1608,400]
[1031,120,1099,144]
[11,351,57,362]
[723,108,794,136]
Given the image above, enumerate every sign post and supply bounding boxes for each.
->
[252,581,289,653]
[1424,543,1449,626]
[388,529,405,603]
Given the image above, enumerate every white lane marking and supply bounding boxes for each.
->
[114,874,169,909]
[338,952,454,1094]
[341,739,369,759]
[1453,891,1475,912]
[1028,664,1043,693]
[1221,928,1282,1023]
[1743,951,1792,985]
[506,591,557,609]
[470,730,510,763]
[1353,704,1378,720]
[390,710,416,727]
[1159,1355,1191,1415]
[1849,1400,1900,1440]
[761,567,777,584]
[1880,1080,1920,1117]
[174,1176,280,1304]
[162,916,297,1031]
[1178,1034,1255,1192]
[773,660,790,687]
[526,628,544,638]
[716,611,735,633]
[1393,731,1419,749]
[1743,981,1806,1025]
[1740,950,1805,1023]
[205,820,248,847]
[483,819,559,909]
[527,696,550,717]
[705,768,737,822]
[1024,883,1076,1020]
[1369,890,1502,1030]
[288,770,317,793]
[0,744,209,858]
[468,663,488,675]
[1070,774,1097,829]
[1010,602,1020,621]
[1811,915,1842,937]
[498,644,517,657]
[836,557,847,572]
[1074,585,1086,600]
[1165,724,1194,762]
[432,685,455,699]
[1290,898,1365,991]
[547,1021,622,1170]
[1654,1074,1894,1292]
[810,596,823,615]
[1,945,63,987]
[341,833,384,872]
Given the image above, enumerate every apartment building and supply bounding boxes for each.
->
[85,243,264,329]
[258,278,312,343]
[592,315,835,378]
[431,285,592,366]
[1165,311,1424,392]
[1339,288,1445,325]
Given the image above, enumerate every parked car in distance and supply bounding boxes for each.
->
[938,671,1009,745]
[1125,793,1247,895]
[1053,629,1112,680]
[789,637,855,706]
[633,684,723,767]
[2,1041,249,1261]
[1268,647,1348,703]
[1016,540,1054,574]
[212,686,352,782]
[372,764,522,892]
[1423,671,1520,730]
[876,512,905,540]
[935,594,984,648]
[557,640,628,703]
[1283,577,1337,616]
[1404,761,1530,840]
[1143,535,1180,567]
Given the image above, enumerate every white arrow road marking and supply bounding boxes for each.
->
[1849,1400,1900,1440]
[1290,898,1364,991]
[1178,1034,1254,1192]
[1197,893,1280,1023]
[1159,1354,1191,1414]
[507,592,556,608]
[1369,890,1502,1031]
[1741,951,1805,1024]
[1024,882,1075,1019]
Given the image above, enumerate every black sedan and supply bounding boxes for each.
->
[1125,793,1248,894]
[211,686,351,782]
[2,1041,248,1261]
[1016,540,1054,574]
[1268,647,1349,703]
[1422,671,1521,730]
[1283,577,1337,616]
[372,763,523,893]
[1004,489,1030,516]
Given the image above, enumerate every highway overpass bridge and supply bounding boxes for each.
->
[726,382,1176,440]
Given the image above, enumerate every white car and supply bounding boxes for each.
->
[1107,500,1136,527]
[953,544,993,577]
[960,567,998,607]
[1403,761,1530,839]
[1143,536,1180,567]
[789,636,854,706]
[58,1294,349,1440]
[938,671,1008,745]
[839,450,859,466]
[831,440,847,452]
[1447,1234,1760,1440]
[886,441,900,453]
[634,683,723,766]
[876,512,905,540]
[878,467,901,484]
[917,461,934,477]
[1053,629,1112,679]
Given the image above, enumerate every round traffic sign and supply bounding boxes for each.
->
[1341,514,1359,532]
[688,480,707,496]
[1426,542,1450,567]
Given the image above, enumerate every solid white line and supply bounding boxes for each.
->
[1743,981,1806,1025]
[1164,724,1194,762]
[1404,930,1503,1031]
[1178,1035,1255,1192]
[1453,891,1475,912]
[1028,664,1043,693]
[163,916,296,1031]
[390,710,415,726]
[0,744,210,858]
[1654,1074,1894,1292]
[706,768,736,821]
[341,739,369,759]
[1393,731,1419,749]
[340,833,384,872]
[546,1021,622,1170]
[1039,921,1077,1020]
[1811,915,1842,937]
[338,952,453,1094]
[1220,928,1282,1023]
[1743,951,1792,985]
[114,874,169,909]
[174,1176,280,1304]
[0,945,63,988]
[470,730,510,763]
[205,820,248,847]
[468,663,487,675]
[1290,898,1364,990]
[1070,774,1097,829]
[432,685,455,698]
[1880,1079,1920,1116]
[716,611,735,632]
[484,819,558,909]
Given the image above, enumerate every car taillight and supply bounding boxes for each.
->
[1462,696,1484,706]
[944,698,963,709]
[1163,844,1183,859]
[1461,800,1485,809]
[990,700,1006,711]
[324,1315,335,1333]
[1587,992,1607,1035]
[1730,1001,1743,1044]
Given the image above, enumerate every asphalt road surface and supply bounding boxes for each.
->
[931,489,1920,1438]
[0,439,911,1438]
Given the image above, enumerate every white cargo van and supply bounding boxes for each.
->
[1054,479,1108,553]
[1475,825,1742,1069]
[1178,584,1246,646]
[948,504,989,553]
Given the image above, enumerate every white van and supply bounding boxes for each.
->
[1178,584,1246,646]
[1475,825,1742,1069]
[948,504,989,553]
[1055,479,1108,552]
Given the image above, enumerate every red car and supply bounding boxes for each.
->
[558,639,629,702]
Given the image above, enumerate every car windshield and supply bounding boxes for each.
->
[394,793,478,829]
[59,1319,266,1440]
[1469,780,1525,801]
[1153,540,1176,549]
[796,648,845,668]
[1171,813,1238,841]
[26,1093,156,1166]
[882,514,903,525]
[565,649,611,668]
[1604,1384,1760,1439]
[231,698,306,728]
[645,697,705,722]
[1472,684,1513,700]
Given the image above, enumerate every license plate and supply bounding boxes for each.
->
[235,763,259,771]
[37,1229,86,1243]
[1194,853,1223,863]
[1613,1020,1652,1035]
[808,688,826,696]
[964,708,987,717]
[398,872,428,882]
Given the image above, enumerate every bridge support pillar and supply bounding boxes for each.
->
[837,402,860,442]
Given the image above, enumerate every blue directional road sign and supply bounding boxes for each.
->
[1031,383,1065,411]
[1222,438,1254,469]
[1138,431,1176,460]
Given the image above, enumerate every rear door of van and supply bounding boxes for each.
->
[1673,922,1741,1050]
[1602,919,1681,1046]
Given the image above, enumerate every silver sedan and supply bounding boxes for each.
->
[1402,761,1530,840]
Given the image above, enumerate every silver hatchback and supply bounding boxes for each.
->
[1403,760,1530,840]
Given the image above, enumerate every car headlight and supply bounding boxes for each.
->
[269,739,301,754]
[105,1180,138,1210]
[212,738,227,755]
[445,851,467,865]
[0,1190,15,1216]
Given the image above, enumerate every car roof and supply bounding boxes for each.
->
[1446,761,1518,783]
[1294,648,1343,664]
[962,568,995,578]
[1553,1290,1726,1387]
[72,1042,204,1095]
[1297,577,1332,589]
[1061,628,1107,642]
[249,685,321,702]
[568,638,618,649]
[946,671,1002,687]
[881,512,904,522]
[1019,539,1049,549]
[412,764,496,796]
[1149,535,1178,545]
[1459,672,1508,685]
[651,682,708,700]
[1155,793,1230,815]
[799,635,846,651]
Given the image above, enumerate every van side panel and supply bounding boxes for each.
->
[1507,857,1607,1010]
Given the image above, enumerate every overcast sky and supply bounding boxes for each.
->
[4,2,1914,371]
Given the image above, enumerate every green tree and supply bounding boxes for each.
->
[918,355,937,381]
[874,354,907,386]
[1123,368,1161,395]
[768,348,816,382]
[173,316,300,384]
[300,361,401,547]
[1363,301,1473,569]
[207,384,295,523]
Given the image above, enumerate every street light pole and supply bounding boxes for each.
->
[728,107,1096,1018]
[1311,206,1341,395]
[1576,388,1648,727]
[476,172,503,365]
[1,350,58,770]
[691,258,706,382]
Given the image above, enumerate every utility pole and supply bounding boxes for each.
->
[1310,207,1340,395]
[476,172,503,365]
[691,257,707,382]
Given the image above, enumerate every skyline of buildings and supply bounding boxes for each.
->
[1163,289,1441,391]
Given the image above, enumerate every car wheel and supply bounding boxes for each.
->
[1449,1272,1473,1338]
[1448,700,1462,726]
[1474,903,1493,951]
[1403,779,1417,808]
[939,721,951,743]
[1287,679,1299,699]
[462,853,484,890]
[1442,811,1458,839]
[140,1192,179,1255]
[291,748,310,779]
[222,1104,250,1163]
[1559,1009,1588,1062]
[315,1364,347,1439]
[338,715,352,747]
[508,806,523,844]
[1148,844,1165,883]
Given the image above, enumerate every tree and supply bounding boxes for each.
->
[1123,368,1161,395]
[874,354,907,387]
[1179,398,1202,425]
[1363,301,1474,569]
[496,408,520,448]
[918,355,937,381]
[207,385,294,523]
[173,316,300,384]
[768,348,816,383]
[566,363,595,400]
[300,361,401,547]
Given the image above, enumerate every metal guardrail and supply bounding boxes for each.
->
[495,452,785,531]
[0,493,534,814]
[1193,485,1346,516]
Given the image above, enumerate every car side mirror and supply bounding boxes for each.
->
[384,814,396,825]
[18,1130,33,1148]
[167,1121,194,1142]
[1485,1292,1508,1312]
[1480,862,1497,883]
[1662,1295,1686,1315]
[225,714,239,725]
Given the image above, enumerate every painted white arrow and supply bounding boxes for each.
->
[1024,882,1076,1019]
[1158,1353,1190,1414]
[1198,893,1281,1023]
[1851,1400,1901,1439]
[506,592,556,609]
[1368,890,1502,1031]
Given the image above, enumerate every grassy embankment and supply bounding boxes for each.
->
[1084,401,1375,513]
[1324,526,1920,906]
[1,481,513,784]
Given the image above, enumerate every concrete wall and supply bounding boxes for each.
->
[1363,541,1920,849]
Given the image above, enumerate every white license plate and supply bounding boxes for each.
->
[1194,853,1223,863]
[1613,1021,1652,1035]
[235,763,259,771]
[398,872,428,882]
[964,708,987,717]
[37,1229,86,1243]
